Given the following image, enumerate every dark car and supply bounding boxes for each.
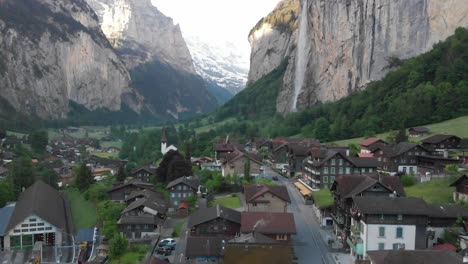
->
[158,238,176,250]
[156,246,172,256]
[272,176,279,181]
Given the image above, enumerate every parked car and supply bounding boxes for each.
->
[158,238,176,250]
[156,246,172,256]
[272,176,279,181]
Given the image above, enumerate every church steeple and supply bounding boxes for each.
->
[161,128,168,143]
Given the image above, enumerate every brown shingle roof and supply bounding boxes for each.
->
[166,177,200,190]
[331,175,405,198]
[353,196,429,216]
[241,212,296,235]
[185,236,225,258]
[188,204,241,228]
[359,137,384,147]
[244,185,291,203]
[422,134,460,144]
[367,250,462,264]
[6,181,67,232]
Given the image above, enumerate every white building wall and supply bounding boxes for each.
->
[363,222,416,256]
[5,214,61,249]
[426,227,445,248]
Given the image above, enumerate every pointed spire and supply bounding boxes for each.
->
[161,128,168,143]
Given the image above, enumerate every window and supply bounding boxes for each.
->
[339,159,343,166]
[346,168,351,174]
[13,229,20,233]
[277,234,287,240]
[379,227,385,237]
[323,167,329,174]
[21,224,28,227]
[369,168,373,173]
[401,159,406,163]
[37,223,44,226]
[30,223,36,227]
[22,229,28,232]
[338,167,343,174]
[396,227,403,238]
[330,176,335,184]
[378,243,385,250]
[171,193,176,198]
[331,159,336,165]
[392,243,405,250]
[330,167,336,174]
[397,214,403,221]
[173,201,178,206]
[45,227,52,230]
[361,168,365,173]
[253,203,257,207]
[30,228,36,232]
[127,225,131,230]
[415,152,419,156]
[29,218,36,222]
[323,176,329,183]
[38,228,44,231]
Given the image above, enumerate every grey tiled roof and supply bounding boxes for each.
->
[0,204,15,236]
[6,181,67,232]
[188,204,241,228]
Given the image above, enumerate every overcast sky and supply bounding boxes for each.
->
[151,0,280,57]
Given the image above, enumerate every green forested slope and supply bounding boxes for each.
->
[202,28,468,142]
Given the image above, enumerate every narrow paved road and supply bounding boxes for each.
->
[265,167,335,264]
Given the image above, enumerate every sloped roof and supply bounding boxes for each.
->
[422,134,460,144]
[353,196,429,216]
[131,166,157,175]
[117,215,157,225]
[125,189,164,202]
[331,175,405,198]
[185,236,225,258]
[241,212,296,235]
[288,144,310,156]
[76,228,94,242]
[360,138,384,147]
[122,195,168,215]
[367,250,461,264]
[244,185,291,203]
[166,177,200,190]
[6,181,67,232]
[0,204,15,236]
[223,150,262,165]
[449,174,468,187]
[188,204,241,228]
[408,127,429,133]
[348,157,381,168]
[427,204,468,219]
[108,180,154,193]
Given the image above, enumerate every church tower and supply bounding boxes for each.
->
[161,128,168,155]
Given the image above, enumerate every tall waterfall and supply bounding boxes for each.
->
[291,0,309,112]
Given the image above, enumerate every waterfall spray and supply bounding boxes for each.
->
[291,0,309,112]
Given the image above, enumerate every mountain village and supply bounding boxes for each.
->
[0,126,468,264]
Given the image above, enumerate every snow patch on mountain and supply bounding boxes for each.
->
[185,35,249,95]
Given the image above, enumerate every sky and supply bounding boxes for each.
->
[151,0,281,58]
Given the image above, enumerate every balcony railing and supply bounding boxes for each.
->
[331,212,345,226]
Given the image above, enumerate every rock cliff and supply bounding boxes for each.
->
[86,0,195,73]
[0,0,142,119]
[248,0,468,114]
[86,0,218,117]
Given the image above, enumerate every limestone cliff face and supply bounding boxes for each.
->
[0,0,142,119]
[86,0,195,73]
[249,0,468,114]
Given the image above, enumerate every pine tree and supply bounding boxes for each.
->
[244,159,251,183]
[75,163,93,191]
[116,166,126,182]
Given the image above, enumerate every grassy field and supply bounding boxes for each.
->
[92,152,119,159]
[333,115,468,146]
[64,188,97,231]
[212,195,241,209]
[111,244,149,264]
[404,177,457,204]
[311,189,334,209]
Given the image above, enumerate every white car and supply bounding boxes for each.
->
[159,238,176,250]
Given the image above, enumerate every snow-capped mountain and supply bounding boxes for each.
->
[185,35,249,96]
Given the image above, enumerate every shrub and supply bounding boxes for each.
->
[401,175,417,187]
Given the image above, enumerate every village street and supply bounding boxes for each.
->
[264,166,341,264]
